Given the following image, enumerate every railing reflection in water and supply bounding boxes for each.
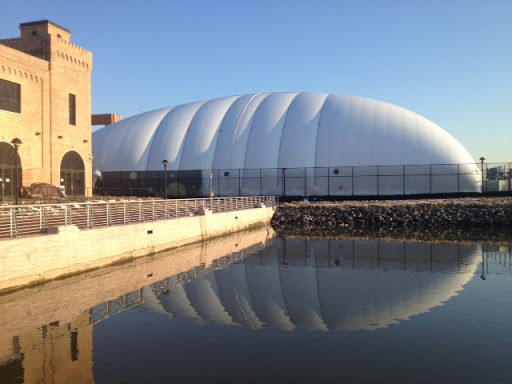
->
[1,237,511,383]
[90,239,512,331]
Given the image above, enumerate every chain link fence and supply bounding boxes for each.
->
[94,162,512,198]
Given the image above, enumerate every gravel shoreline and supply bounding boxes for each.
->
[271,197,512,244]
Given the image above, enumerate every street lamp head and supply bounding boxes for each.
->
[10,137,22,147]
[479,157,485,162]
[162,159,169,167]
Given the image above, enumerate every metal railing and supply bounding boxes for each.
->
[0,196,277,238]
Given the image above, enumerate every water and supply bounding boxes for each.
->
[1,229,512,384]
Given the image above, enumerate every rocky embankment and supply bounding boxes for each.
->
[271,197,512,244]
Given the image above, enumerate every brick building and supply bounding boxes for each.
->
[0,20,93,200]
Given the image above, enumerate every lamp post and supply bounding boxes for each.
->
[5,178,10,201]
[480,157,485,194]
[162,159,169,199]
[10,138,22,206]
[208,168,213,209]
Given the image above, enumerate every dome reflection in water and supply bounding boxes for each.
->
[140,238,481,332]
[3,234,511,384]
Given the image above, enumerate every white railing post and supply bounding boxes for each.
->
[65,205,71,226]
[88,204,93,228]
[10,208,18,237]
[107,203,113,225]
[124,202,129,224]
[39,207,46,231]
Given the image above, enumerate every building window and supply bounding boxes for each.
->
[69,93,76,125]
[0,79,21,113]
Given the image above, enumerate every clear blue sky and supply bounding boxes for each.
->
[1,0,510,163]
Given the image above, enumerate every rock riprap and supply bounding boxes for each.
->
[271,198,512,241]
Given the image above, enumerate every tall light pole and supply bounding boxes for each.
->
[480,157,485,194]
[162,159,169,199]
[11,138,22,206]
[209,168,213,209]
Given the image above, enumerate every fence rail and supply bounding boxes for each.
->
[93,162,512,198]
[0,196,277,238]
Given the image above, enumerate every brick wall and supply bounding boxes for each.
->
[0,21,93,195]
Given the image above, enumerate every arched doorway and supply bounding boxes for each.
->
[60,151,85,196]
[0,142,22,200]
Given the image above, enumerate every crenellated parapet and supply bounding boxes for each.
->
[54,50,91,70]
[0,63,43,83]
[53,35,91,55]
[0,35,92,69]
[0,43,48,81]
[0,36,46,58]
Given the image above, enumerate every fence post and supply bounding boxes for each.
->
[40,207,46,231]
[403,165,405,195]
[10,208,18,237]
[123,202,129,224]
[351,166,354,196]
[260,169,262,196]
[509,164,511,192]
[65,205,71,226]
[88,204,94,228]
[457,164,460,193]
[304,167,307,197]
[377,166,380,196]
[430,165,432,195]
[107,203,113,225]
[327,167,330,196]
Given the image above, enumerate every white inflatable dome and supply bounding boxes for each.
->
[93,93,481,196]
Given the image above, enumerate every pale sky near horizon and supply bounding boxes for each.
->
[1,0,510,164]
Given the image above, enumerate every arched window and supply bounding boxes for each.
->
[0,142,22,199]
[60,151,85,196]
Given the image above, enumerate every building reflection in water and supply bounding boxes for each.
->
[1,232,511,383]
[0,312,94,384]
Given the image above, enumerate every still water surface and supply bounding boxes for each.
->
[1,230,512,383]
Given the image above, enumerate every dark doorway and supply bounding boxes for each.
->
[60,151,85,196]
[0,142,22,200]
